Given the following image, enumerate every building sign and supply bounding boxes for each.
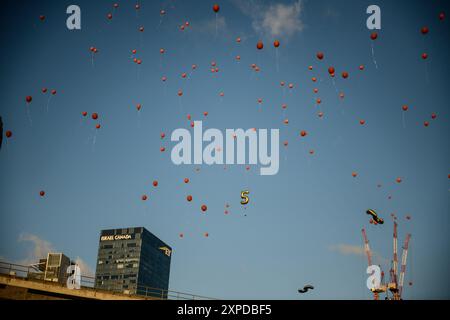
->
[159,246,172,257]
[100,234,133,241]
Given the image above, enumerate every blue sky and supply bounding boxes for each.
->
[0,0,449,299]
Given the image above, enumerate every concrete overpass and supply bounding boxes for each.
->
[0,274,152,300]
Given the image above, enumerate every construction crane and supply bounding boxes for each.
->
[362,225,411,300]
[361,228,386,300]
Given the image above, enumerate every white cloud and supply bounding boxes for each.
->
[234,0,304,40]
[18,233,55,265]
[195,16,228,36]
[74,256,94,277]
[329,243,389,267]
[14,233,94,276]
[330,244,365,256]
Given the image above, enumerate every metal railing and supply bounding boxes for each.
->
[0,261,216,300]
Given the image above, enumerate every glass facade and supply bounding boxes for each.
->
[94,227,171,298]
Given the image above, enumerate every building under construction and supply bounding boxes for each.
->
[362,221,412,300]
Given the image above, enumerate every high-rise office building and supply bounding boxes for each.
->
[94,227,172,297]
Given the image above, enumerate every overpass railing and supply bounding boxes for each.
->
[0,261,216,300]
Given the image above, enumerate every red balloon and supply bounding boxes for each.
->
[160,132,166,139]
[316,98,321,104]
[328,67,335,75]
[184,178,189,184]
[5,130,12,138]
[160,48,165,54]
[422,53,428,60]
[187,195,193,202]
[51,90,57,95]
[139,26,144,32]
[396,177,402,183]
[201,204,207,212]
[370,32,378,40]
[204,232,209,238]
[359,65,365,70]
[236,37,241,43]
[402,105,408,111]
[300,130,307,137]
[421,26,429,35]
[352,172,358,178]
[39,191,45,197]
[431,112,437,120]
[153,180,158,187]
[107,13,113,20]
[273,40,280,48]
[424,121,429,127]
[160,147,165,152]
[25,96,32,103]
[316,52,324,60]
[342,71,349,79]
[256,41,264,50]
[178,90,183,97]
[91,113,98,120]
[212,4,220,13]
[179,233,184,238]
[439,12,445,21]
[96,124,101,129]
[39,15,45,21]
[82,111,87,117]
[41,88,48,94]
[142,195,148,201]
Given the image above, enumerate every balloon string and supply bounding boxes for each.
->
[332,78,339,95]
[275,49,279,73]
[26,104,33,127]
[92,131,97,153]
[46,95,52,113]
[215,14,218,38]
[137,111,141,129]
[371,43,378,69]
[402,112,406,129]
